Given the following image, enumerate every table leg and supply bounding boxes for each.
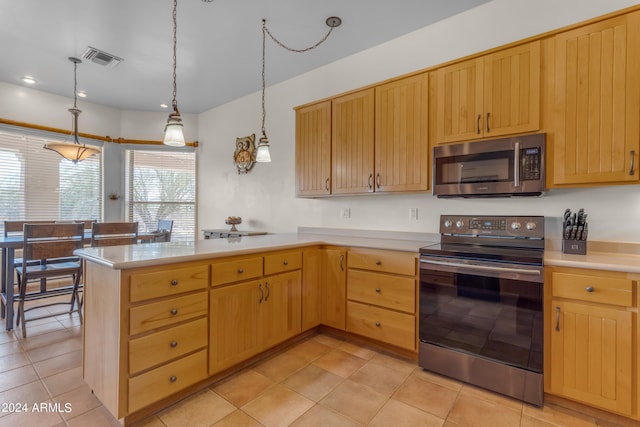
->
[3,249,14,330]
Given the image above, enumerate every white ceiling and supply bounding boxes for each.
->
[0,0,490,114]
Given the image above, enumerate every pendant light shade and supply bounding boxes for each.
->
[255,131,271,163]
[44,57,100,163]
[163,0,185,146]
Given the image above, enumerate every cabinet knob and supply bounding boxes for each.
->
[375,260,382,266]
[375,288,381,293]
[170,341,178,348]
[171,279,178,286]
[283,260,289,266]
[238,268,244,274]
[170,376,177,383]
[375,322,381,327]
[170,308,178,315]
[585,286,594,293]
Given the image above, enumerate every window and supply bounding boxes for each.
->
[0,129,102,235]
[126,149,196,240]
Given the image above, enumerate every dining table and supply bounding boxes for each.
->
[0,230,169,331]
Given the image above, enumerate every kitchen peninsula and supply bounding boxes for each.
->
[75,231,431,425]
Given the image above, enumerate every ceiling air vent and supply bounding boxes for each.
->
[81,46,123,68]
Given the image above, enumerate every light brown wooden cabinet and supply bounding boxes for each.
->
[209,251,302,375]
[295,101,332,196]
[434,40,540,144]
[374,73,430,192]
[546,267,637,418]
[346,248,417,350]
[322,248,347,330]
[331,89,375,194]
[549,11,640,186]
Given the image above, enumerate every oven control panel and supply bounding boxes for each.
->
[440,215,544,239]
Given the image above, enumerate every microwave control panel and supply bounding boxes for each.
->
[520,147,542,180]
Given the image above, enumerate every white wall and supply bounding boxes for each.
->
[196,0,640,242]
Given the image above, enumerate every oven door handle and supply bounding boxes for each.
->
[420,258,541,276]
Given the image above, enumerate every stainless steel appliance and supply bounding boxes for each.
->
[432,133,545,198]
[419,215,544,406]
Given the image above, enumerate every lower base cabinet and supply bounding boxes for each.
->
[547,267,637,419]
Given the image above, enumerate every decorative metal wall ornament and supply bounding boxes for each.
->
[233,134,256,174]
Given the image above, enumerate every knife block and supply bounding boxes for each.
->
[562,238,587,255]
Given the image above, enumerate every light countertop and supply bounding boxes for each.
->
[75,231,436,270]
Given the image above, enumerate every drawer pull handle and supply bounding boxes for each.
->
[375,322,381,327]
[375,288,381,293]
[283,260,289,266]
[170,308,178,316]
[585,286,594,293]
[238,268,244,274]
[171,279,178,286]
[170,376,177,383]
[170,341,178,348]
[555,306,560,332]
[375,260,381,266]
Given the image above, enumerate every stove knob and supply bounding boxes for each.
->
[455,220,464,228]
[526,222,537,231]
[511,222,521,230]
[444,219,453,228]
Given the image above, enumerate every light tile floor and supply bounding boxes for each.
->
[0,305,635,427]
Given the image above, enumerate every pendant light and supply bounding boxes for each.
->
[44,57,101,163]
[258,16,341,163]
[163,0,185,146]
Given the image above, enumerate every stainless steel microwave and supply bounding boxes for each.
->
[432,133,546,198]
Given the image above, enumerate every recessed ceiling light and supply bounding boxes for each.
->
[160,103,169,109]
[77,90,87,98]
[21,76,36,85]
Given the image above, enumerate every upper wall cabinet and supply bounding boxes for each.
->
[331,89,376,194]
[295,101,332,197]
[375,73,430,192]
[434,40,541,144]
[550,11,640,186]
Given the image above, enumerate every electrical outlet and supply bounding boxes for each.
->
[410,208,418,220]
[340,207,351,219]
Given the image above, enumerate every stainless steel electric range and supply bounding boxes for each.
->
[419,215,544,406]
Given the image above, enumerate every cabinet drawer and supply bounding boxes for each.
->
[130,265,209,302]
[130,292,208,335]
[128,350,207,413]
[264,251,302,276]
[129,318,207,375]
[211,256,263,287]
[347,270,415,313]
[552,272,633,307]
[348,249,416,276]
[346,301,415,350]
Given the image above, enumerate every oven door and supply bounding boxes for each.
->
[419,255,543,373]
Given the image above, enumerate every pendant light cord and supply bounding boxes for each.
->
[261,20,267,135]
[171,0,179,113]
[263,20,336,53]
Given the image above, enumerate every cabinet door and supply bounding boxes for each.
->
[295,101,332,196]
[552,12,640,185]
[332,89,375,194]
[209,280,261,374]
[322,249,347,330]
[550,300,633,416]
[435,57,484,144]
[260,271,301,349]
[301,248,322,331]
[375,73,430,192]
[483,40,540,137]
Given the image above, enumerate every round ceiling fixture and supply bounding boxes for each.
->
[326,17,342,28]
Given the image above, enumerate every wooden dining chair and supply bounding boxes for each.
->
[15,223,84,338]
[155,219,173,242]
[91,222,139,247]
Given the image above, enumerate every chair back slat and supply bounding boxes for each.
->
[91,222,139,247]
[22,223,84,261]
[4,220,56,237]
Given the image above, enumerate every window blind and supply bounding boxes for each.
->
[126,149,196,240]
[0,129,102,235]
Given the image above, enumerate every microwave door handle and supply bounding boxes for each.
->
[513,141,520,188]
